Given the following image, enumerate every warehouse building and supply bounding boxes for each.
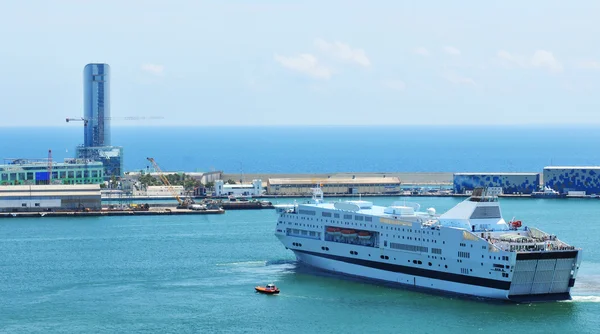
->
[132,185,185,198]
[453,173,540,195]
[0,184,101,212]
[215,179,263,197]
[543,166,600,195]
[267,177,401,196]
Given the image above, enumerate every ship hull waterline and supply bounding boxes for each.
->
[291,250,572,302]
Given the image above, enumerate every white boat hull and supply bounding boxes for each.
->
[292,250,510,300]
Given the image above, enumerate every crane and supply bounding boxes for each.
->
[146,157,195,209]
[66,116,164,126]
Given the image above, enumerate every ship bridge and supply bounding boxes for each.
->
[439,189,509,232]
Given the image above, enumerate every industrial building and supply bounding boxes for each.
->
[0,184,101,212]
[215,179,263,197]
[0,158,104,185]
[453,173,540,195]
[267,177,401,196]
[543,166,600,195]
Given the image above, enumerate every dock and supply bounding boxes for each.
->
[0,207,224,218]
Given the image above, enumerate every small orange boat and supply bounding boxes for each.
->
[255,283,280,294]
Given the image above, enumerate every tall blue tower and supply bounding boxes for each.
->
[83,63,110,147]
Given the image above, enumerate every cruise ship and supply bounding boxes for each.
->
[274,188,582,302]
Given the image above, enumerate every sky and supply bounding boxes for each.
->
[1,0,600,126]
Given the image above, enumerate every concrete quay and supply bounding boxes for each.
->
[0,207,224,218]
[221,172,453,186]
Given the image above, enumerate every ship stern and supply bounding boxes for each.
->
[507,250,581,302]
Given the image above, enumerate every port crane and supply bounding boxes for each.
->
[146,157,197,209]
[65,116,163,126]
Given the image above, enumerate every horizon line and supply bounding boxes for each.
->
[3,123,600,128]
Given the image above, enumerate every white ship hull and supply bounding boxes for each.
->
[293,250,509,300]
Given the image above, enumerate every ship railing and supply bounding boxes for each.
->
[490,239,576,252]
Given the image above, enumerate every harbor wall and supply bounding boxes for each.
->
[222,172,453,186]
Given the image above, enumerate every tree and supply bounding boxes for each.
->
[226,179,236,184]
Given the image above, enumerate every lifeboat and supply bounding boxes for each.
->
[341,229,357,238]
[255,283,280,294]
[326,227,341,236]
[357,231,371,240]
[511,220,522,228]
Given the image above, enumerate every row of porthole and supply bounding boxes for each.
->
[321,246,330,251]
[482,255,509,261]
[350,251,358,255]
[380,255,390,260]
[410,259,448,269]
[292,242,302,247]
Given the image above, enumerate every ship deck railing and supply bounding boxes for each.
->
[489,239,575,253]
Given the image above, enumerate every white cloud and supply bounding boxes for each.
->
[497,50,528,67]
[443,46,461,56]
[496,50,563,72]
[314,38,371,67]
[530,50,562,72]
[577,60,600,70]
[383,79,406,91]
[443,71,475,85]
[141,63,165,76]
[274,53,332,79]
[413,47,430,57]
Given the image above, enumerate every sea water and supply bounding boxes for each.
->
[1,197,600,333]
[1,126,600,173]
[1,126,600,333]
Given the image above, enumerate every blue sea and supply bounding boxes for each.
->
[1,126,600,173]
[1,197,600,333]
[1,126,600,333]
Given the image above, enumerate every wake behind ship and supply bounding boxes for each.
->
[274,188,582,302]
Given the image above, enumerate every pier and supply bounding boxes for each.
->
[0,207,224,218]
